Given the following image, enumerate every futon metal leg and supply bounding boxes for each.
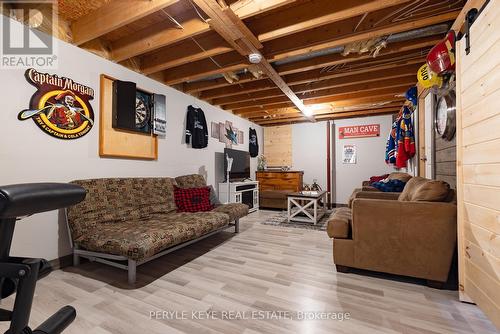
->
[234,219,240,233]
[128,259,137,285]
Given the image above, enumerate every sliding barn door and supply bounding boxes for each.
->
[456,0,500,328]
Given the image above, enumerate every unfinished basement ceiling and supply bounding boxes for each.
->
[48,0,465,126]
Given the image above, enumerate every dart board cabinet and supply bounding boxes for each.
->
[112,80,153,134]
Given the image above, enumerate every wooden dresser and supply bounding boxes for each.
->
[256,171,303,209]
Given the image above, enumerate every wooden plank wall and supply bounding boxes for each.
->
[435,133,457,188]
[417,86,427,177]
[263,125,292,166]
[456,0,500,328]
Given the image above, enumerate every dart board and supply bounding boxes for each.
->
[135,90,152,133]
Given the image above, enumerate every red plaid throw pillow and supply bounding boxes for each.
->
[174,186,214,212]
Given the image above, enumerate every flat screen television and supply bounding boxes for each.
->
[224,148,250,181]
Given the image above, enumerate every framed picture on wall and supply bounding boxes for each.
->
[238,130,244,144]
[218,122,225,143]
[211,122,220,139]
[342,144,357,164]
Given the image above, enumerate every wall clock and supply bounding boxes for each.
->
[435,91,456,141]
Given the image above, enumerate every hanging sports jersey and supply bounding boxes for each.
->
[249,128,259,157]
[185,105,208,149]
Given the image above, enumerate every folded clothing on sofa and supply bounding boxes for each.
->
[371,179,406,192]
[369,174,389,185]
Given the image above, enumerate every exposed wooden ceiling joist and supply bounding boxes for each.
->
[109,0,298,62]
[212,74,416,106]
[72,0,180,45]
[255,107,401,126]
[183,36,437,94]
[249,103,403,120]
[161,9,456,86]
[204,60,422,103]
[234,95,406,115]
[256,0,411,42]
[139,33,232,75]
[265,10,460,61]
[226,83,410,111]
[136,0,413,74]
[246,103,404,122]
[192,0,315,121]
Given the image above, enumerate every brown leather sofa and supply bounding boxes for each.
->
[327,177,457,287]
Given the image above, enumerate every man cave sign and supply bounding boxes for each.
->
[18,68,95,140]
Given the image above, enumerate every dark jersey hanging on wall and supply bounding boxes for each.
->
[249,127,259,157]
[185,105,208,149]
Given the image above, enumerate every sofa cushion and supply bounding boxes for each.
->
[68,178,176,240]
[174,186,213,212]
[75,211,230,261]
[387,172,412,183]
[411,180,450,202]
[348,188,362,208]
[213,203,249,221]
[175,174,207,188]
[398,177,428,201]
[326,207,352,239]
[208,185,222,206]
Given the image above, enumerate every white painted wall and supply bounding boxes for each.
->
[292,122,328,190]
[0,18,262,261]
[334,115,396,204]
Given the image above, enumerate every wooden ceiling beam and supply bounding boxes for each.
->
[247,102,403,119]
[265,10,460,61]
[256,0,411,42]
[225,82,411,111]
[192,0,314,121]
[139,33,233,75]
[167,10,453,85]
[112,17,210,62]
[257,108,399,126]
[72,0,180,45]
[199,39,431,99]
[210,71,417,105]
[151,7,452,85]
[110,0,297,62]
[161,51,248,84]
[138,0,411,73]
[254,107,400,125]
[282,55,424,86]
[275,35,441,76]
[184,38,432,93]
[234,95,406,115]
[201,79,277,100]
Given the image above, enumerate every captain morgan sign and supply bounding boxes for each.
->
[18,68,95,139]
[339,124,380,139]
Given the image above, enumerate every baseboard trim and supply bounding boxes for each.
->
[49,254,73,270]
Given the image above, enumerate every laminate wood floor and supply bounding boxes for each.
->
[1,210,498,334]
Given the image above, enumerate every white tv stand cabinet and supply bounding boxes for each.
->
[219,180,259,213]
